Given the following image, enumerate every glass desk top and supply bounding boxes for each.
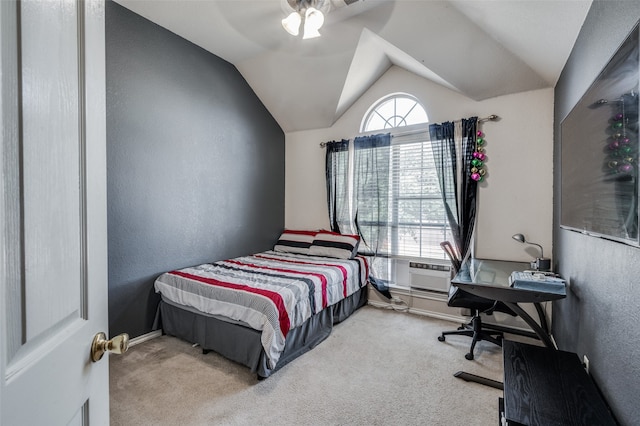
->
[452,258,566,303]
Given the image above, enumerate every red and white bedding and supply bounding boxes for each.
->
[154,250,368,368]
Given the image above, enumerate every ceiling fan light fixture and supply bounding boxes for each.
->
[302,25,321,39]
[282,0,327,39]
[282,11,302,36]
[302,7,324,39]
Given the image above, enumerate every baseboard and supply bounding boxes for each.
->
[368,299,466,324]
[368,291,540,337]
[407,306,465,323]
[129,330,162,347]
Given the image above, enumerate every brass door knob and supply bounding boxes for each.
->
[91,332,129,362]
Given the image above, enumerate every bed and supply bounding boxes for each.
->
[153,231,369,378]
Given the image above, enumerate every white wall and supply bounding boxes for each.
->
[285,65,554,263]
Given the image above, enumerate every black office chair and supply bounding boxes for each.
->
[437,242,516,360]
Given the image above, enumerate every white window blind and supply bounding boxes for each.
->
[389,132,451,260]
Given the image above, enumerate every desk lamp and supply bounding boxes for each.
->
[512,233,551,271]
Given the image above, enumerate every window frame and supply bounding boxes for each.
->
[356,94,450,261]
[360,93,428,134]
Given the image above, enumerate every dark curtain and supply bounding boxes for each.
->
[324,133,393,299]
[353,133,392,256]
[353,133,392,299]
[429,117,478,261]
[428,122,458,246]
[325,139,350,233]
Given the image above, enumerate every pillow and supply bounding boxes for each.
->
[273,230,318,254]
[309,232,360,259]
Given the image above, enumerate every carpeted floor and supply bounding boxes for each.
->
[110,306,505,425]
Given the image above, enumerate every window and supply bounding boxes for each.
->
[361,93,429,132]
[361,94,450,260]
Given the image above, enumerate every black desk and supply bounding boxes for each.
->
[502,340,616,425]
[452,258,566,348]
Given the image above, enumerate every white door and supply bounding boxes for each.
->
[0,0,110,424]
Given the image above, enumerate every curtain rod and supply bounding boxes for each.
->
[319,114,500,147]
[478,114,499,123]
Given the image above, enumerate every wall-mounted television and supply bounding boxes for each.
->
[561,23,640,246]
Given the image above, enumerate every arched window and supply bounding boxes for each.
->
[361,93,428,133]
[359,93,450,261]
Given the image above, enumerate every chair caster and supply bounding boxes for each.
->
[465,352,474,360]
[438,335,445,342]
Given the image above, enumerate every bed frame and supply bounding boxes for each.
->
[156,286,368,378]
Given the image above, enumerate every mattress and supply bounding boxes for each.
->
[154,250,368,368]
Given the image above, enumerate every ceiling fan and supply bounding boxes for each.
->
[281,0,360,39]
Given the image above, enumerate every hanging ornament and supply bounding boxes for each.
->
[470,127,488,182]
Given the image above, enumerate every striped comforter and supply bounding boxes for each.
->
[154,251,369,368]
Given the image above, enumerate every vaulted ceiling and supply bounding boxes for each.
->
[114,0,592,132]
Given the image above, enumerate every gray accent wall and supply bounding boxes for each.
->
[106,2,284,339]
[554,2,640,424]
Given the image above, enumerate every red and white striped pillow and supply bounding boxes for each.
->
[309,231,360,259]
[273,230,318,255]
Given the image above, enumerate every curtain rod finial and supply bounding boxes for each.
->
[479,114,500,123]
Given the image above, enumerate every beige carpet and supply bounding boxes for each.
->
[110,306,505,425]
